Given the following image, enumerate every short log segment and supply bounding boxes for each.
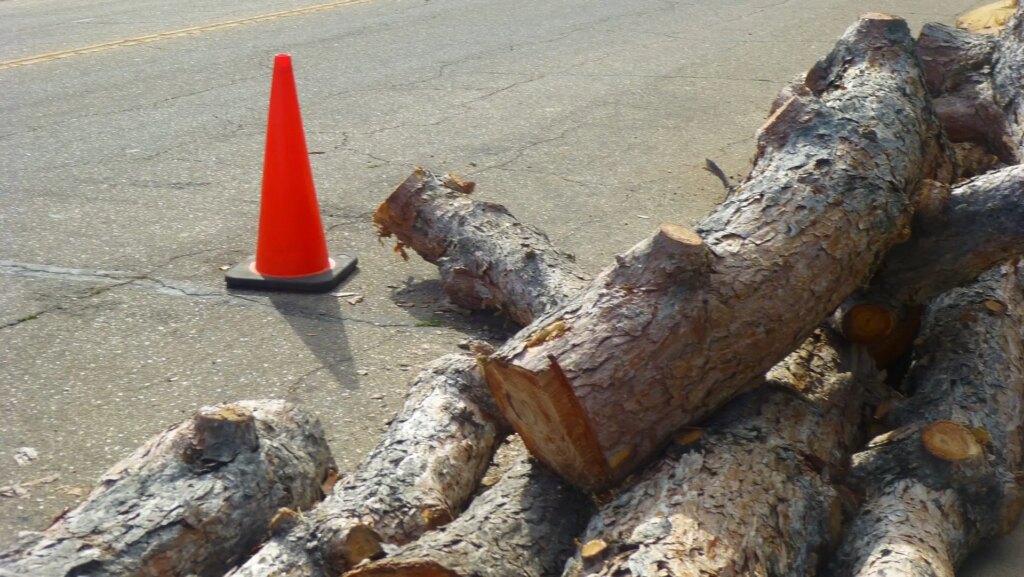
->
[345,442,594,577]
[374,168,590,326]
[563,329,877,577]
[227,355,503,577]
[831,262,1024,577]
[482,14,950,491]
[0,401,333,577]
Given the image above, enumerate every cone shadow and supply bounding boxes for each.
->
[268,290,357,393]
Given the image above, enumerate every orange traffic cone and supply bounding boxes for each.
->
[226,54,356,291]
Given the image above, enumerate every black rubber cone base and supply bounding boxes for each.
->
[225,255,357,292]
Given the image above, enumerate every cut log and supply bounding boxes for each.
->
[227,355,504,577]
[994,3,1024,153]
[345,440,594,577]
[0,401,333,577]
[481,14,952,491]
[562,329,878,576]
[830,262,1024,576]
[374,168,590,326]
[917,23,1016,164]
[232,174,595,575]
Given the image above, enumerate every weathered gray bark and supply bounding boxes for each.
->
[346,441,594,577]
[0,401,333,577]
[831,262,1024,577]
[374,168,590,326]
[873,165,1024,305]
[481,14,952,491]
[227,355,504,577]
[562,329,877,577]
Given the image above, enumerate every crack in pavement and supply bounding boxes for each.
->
[0,259,420,332]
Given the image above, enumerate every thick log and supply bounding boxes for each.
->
[830,262,1024,576]
[481,14,952,491]
[374,168,590,326]
[345,440,594,577]
[0,401,333,577]
[562,329,877,576]
[227,355,503,577]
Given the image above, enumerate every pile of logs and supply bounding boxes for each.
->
[3,8,1024,577]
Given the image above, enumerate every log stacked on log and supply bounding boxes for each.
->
[0,401,333,577]
[831,262,1024,576]
[5,7,1024,577]
[481,13,953,491]
[562,329,877,577]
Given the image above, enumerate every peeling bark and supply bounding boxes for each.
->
[995,3,1024,153]
[0,401,333,577]
[481,14,952,491]
[345,441,594,577]
[562,329,877,577]
[374,168,590,326]
[831,262,1024,577]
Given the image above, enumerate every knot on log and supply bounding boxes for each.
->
[184,404,259,466]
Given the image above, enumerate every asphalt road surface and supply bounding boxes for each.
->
[2,0,1018,574]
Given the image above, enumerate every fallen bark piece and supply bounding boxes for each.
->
[374,168,590,326]
[346,440,594,577]
[227,355,503,577]
[563,329,877,577]
[482,14,951,491]
[831,262,1024,577]
[0,400,333,577]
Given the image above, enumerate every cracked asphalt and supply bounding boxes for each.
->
[3,0,1019,573]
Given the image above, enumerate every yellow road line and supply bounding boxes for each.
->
[0,0,371,70]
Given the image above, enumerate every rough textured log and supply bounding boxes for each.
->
[872,165,1024,305]
[481,14,952,491]
[831,262,1024,577]
[228,355,503,577]
[374,168,590,326]
[0,401,333,577]
[995,3,1024,153]
[917,22,1017,163]
[562,329,877,576]
[232,176,595,575]
[346,440,594,577]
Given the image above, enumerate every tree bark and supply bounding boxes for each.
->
[830,262,1024,577]
[345,440,594,577]
[374,168,590,326]
[0,401,334,577]
[227,355,504,577]
[481,14,952,491]
[917,22,1017,164]
[562,329,877,577]
[232,172,595,576]
[996,4,1024,153]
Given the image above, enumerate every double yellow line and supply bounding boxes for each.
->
[0,0,371,70]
